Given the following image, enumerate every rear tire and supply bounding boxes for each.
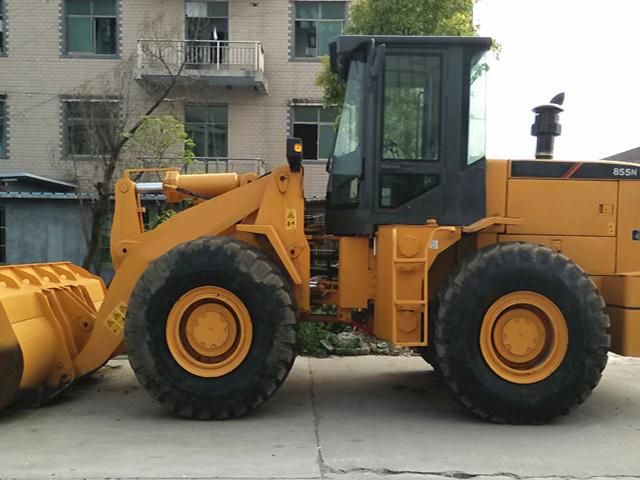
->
[417,347,437,370]
[418,303,440,371]
[126,236,298,420]
[431,242,609,424]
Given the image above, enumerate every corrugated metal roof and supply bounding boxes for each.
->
[0,192,165,201]
[0,192,82,200]
[0,173,78,192]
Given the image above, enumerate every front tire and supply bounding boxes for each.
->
[431,242,609,424]
[126,236,298,420]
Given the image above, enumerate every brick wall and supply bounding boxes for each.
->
[0,0,340,198]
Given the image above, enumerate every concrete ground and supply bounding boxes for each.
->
[0,355,638,480]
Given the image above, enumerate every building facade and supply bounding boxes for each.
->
[0,0,347,265]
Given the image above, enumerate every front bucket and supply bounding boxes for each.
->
[0,317,23,410]
[0,262,106,410]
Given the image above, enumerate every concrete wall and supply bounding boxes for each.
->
[0,0,340,199]
[0,196,164,281]
[1,199,86,266]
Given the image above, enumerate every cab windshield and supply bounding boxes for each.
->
[327,59,364,206]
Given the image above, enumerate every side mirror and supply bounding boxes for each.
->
[286,137,303,172]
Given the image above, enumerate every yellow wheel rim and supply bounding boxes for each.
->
[480,291,568,384]
[166,286,253,378]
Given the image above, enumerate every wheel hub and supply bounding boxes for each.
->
[166,286,253,378]
[191,312,228,349]
[480,291,568,384]
[494,308,546,363]
[185,304,237,354]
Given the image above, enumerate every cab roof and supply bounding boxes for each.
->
[330,35,493,76]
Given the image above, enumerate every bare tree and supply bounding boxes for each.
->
[63,17,199,274]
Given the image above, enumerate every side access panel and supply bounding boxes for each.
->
[506,179,617,237]
[337,237,370,309]
[616,180,640,272]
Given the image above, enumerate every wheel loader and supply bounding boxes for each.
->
[1,35,638,424]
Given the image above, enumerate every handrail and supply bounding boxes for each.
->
[139,39,263,44]
[187,157,266,175]
[135,157,265,176]
[137,39,265,74]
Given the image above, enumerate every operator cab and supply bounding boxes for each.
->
[325,35,492,235]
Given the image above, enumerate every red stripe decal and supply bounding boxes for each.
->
[562,162,583,178]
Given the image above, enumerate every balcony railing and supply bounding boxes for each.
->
[136,40,267,93]
[184,157,266,176]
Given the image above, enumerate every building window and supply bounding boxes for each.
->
[0,206,6,264]
[0,98,5,158]
[65,0,117,55]
[186,1,228,41]
[185,105,228,158]
[0,0,5,54]
[64,99,119,157]
[294,2,345,58]
[293,106,337,161]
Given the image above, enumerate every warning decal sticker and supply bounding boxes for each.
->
[104,301,128,336]
[286,209,297,230]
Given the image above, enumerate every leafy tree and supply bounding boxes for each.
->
[123,115,196,166]
[316,0,478,107]
[348,0,476,36]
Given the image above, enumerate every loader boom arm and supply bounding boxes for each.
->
[0,165,309,408]
[75,165,309,376]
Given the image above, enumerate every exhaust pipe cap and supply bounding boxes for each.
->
[531,92,565,159]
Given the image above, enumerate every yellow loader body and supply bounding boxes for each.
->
[1,158,639,421]
[0,34,638,423]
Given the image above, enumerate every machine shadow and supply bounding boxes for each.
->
[1,356,626,427]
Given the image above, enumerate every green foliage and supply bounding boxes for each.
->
[347,0,476,37]
[317,0,478,107]
[123,115,196,166]
[147,208,177,230]
[299,322,350,357]
[315,56,345,109]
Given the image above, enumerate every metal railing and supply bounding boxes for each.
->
[184,157,266,175]
[137,39,265,74]
[135,157,266,176]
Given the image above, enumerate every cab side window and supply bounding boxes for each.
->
[380,54,442,208]
[382,55,441,161]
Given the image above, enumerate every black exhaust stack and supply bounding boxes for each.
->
[531,92,565,159]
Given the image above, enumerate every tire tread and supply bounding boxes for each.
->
[431,242,609,424]
[126,236,298,420]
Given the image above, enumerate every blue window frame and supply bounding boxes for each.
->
[65,0,118,56]
[294,2,346,58]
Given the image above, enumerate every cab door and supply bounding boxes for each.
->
[370,46,486,227]
[372,49,446,224]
